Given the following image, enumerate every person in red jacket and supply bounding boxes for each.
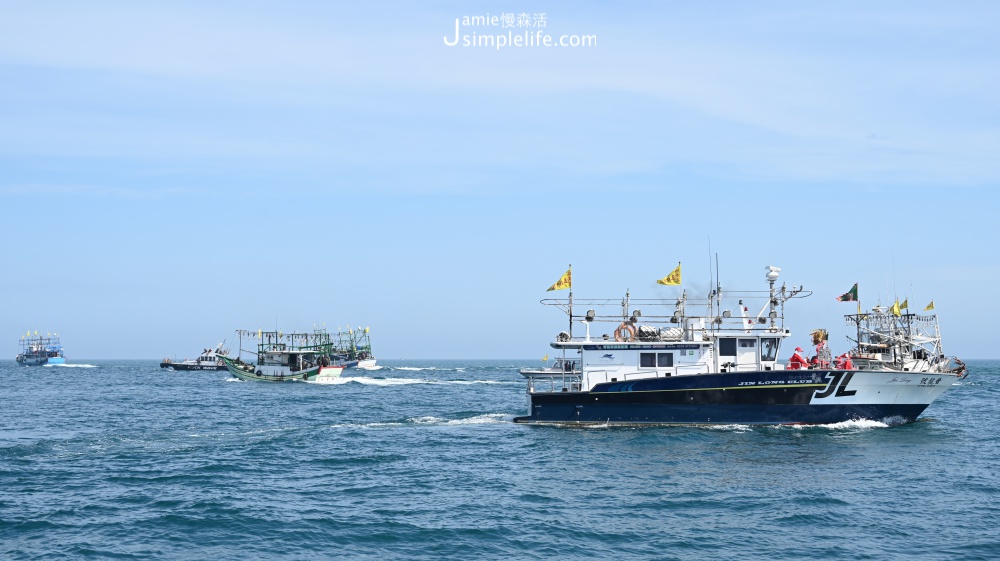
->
[835,353,855,370]
[788,347,810,370]
[843,355,854,370]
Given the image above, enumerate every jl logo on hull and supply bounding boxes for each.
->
[814,372,857,399]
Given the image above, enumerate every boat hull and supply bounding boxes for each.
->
[304,365,347,383]
[513,369,959,426]
[16,355,63,366]
[220,356,343,383]
[338,358,377,370]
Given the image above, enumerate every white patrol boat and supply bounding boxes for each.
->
[519,357,581,379]
[513,266,966,426]
[160,343,228,371]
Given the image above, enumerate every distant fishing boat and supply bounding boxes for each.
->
[331,326,377,369]
[221,329,344,383]
[15,331,65,366]
[160,343,228,371]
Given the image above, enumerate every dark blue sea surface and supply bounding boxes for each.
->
[1,359,997,560]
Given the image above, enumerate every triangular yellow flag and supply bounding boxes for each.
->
[547,268,572,291]
[542,354,548,362]
[891,300,901,317]
[657,263,681,286]
[924,300,935,311]
[900,298,908,310]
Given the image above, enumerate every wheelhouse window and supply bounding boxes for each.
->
[739,339,756,348]
[641,352,674,368]
[760,338,779,361]
[719,338,737,356]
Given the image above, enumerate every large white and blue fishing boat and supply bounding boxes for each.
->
[514,266,966,426]
[15,332,66,366]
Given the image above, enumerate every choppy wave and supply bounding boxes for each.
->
[44,363,97,368]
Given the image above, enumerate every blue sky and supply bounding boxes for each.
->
[2,1,998,360]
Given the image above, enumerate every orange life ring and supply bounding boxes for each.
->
[614,323,636,342]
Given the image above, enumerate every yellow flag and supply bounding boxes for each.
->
[924,300,935,311]
[547,268,572,291]
[257,328,262,339]
[542,354,548,362]
[900,298,908,310]
[891,300,901,317]
[34,330,38,336]
[657,263,682,286]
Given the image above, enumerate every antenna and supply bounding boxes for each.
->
[715,252,721,297]
[707,236,713,295]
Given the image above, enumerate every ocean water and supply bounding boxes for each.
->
[1,359,997,561]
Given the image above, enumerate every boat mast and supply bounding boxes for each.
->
[766,266,780,330]
[567,264,573,339]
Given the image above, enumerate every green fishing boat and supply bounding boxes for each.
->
[222,329,344,383]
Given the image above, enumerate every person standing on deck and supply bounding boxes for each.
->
[788,347,810,370]
[835,353,855,370]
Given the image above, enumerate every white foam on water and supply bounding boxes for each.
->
[704,423,754,432]
[408,413,511,425]
[794,418,890,430]
[323,421,405,430]
[44,363,98,368]
[328,377,510,387]
[408,416,443,424]
[323,376,427,386]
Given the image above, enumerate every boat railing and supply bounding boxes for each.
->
[526,373,582,393]
[551,318,786,345]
